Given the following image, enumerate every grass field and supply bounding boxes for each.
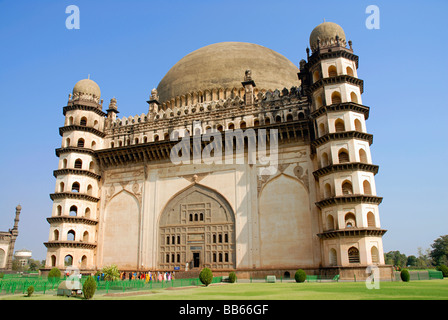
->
[1,280,446,300]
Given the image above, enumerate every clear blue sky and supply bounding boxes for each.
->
[0,0,447,261]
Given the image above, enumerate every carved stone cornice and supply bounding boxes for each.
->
[55,147,96,157]
[96,120,311,168]
[306,75,364,94]
[59,125,106,138]
[311,131,373,148]
[53,169,101,181]
[309,102,370,120]
[317,227,387,239]
[64,103,106,117]
[315,194,383,209]
[43,241,97,249]
[307,49,359,69]
[313,162,379,179]
[46,216,98,226]
[49,192,100,203]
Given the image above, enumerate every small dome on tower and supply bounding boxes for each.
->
[72,78,101,99]
[309,21,346,52]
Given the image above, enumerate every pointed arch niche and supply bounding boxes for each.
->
[258,174,313,268]
[158,184,236,270]
[102,190,140,269]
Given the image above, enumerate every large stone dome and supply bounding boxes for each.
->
[156,42,300,104]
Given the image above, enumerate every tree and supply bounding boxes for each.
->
[406,255,417,267]
[384,251,407,267]
[416,247,433,268]
[102,264,120,281]
[430,235,448,266]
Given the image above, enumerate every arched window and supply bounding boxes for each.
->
[346,66,354,77]
[51,255,56,267]
[80,117,87,126]
[68,117,74,125]
[67,230,75,241]
[71,182,80,193]
[154,135,159,142]
[81,255,87,269]
[65,138,71,148]
[371,246,379,264]
[345,212,356,228]
[89,161,95,171]
[216,125,223,132]
[359,149,368,163]
[286,114,293,122]
[338,149,350,163]
[350,92,358,103]
[335,119,345,132]
[200,213,204,221]
[93,120,99,129]
[228,123,235,130]
[59,182,65,192]
[164,133,170,140]
[264,117,271,125]
[253,119,260,127]
[331,92,342,104]
[329,248,337,266]
[83,231,89,242]
[110,141,115,148]
[313,70,320,83]
[87,184,93,196]
[53,229,59,241]
[62,159,68,168]
[319,123,326,137]
[342,181,353,195]
[143,136,148,143]
[91,141,96,149]
[321,152,329,167]
[328,65,337,77]
[324,183,332,198]
[363,180,372,195]
[77,138,85,148]
[57,205,62,216]
[348,247,360,263]
[298,112,305,120]
[74,159,82,169]
[367,211,376,227]
[85,207,91,219]
[189,214,193,222]
[326,214,335,230]
[166,236,170,245]
[315,96,323,108]
[275,115,282,123]
[69,205,77,216]
[354,119,363,132]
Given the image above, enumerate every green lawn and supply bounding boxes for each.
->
[1,280,446,300]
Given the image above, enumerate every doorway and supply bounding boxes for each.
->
[193,252,200,268]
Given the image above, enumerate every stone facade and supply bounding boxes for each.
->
[43,22,392,280]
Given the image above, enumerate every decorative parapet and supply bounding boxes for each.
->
[44,241,97,249]
[313,163,379,179]
[317,227,387,239]
[315,194,383,209]
[47,216,98,226]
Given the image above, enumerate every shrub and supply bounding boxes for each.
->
[48,267,61,282]
[83,276,97,300]
[295,269,307,283]
[26,285,34,297]
[102,264,120,282]
[199,268,213,286]
[400,269,410,282]
[436,264,448,277]
[228,272,236,283]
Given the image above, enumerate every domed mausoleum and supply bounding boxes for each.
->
[43,22,392,281]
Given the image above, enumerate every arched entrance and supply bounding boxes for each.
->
[158,184,236,271]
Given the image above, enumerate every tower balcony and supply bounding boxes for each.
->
[315,194,383,209]
[46,216,98,226]
[313,162,379,179]
[43,240,97,250]
[49,192,100,203]
[317,227,387,239]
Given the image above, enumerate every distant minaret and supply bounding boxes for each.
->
[5,205,21,270]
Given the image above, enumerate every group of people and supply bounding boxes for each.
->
[119,271,175,282]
